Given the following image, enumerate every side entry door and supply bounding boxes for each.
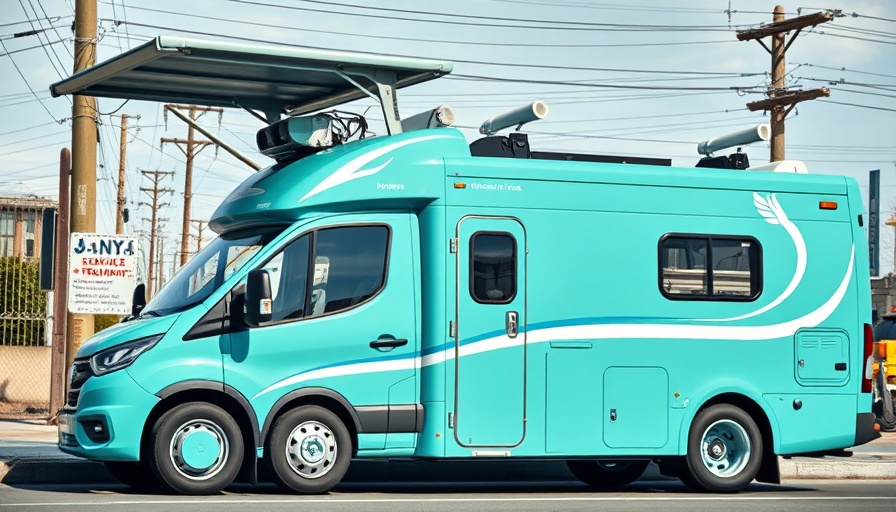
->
[455,216,526,448]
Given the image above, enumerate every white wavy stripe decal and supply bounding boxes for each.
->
[252,246,853,401]
[253,356,420,400]
[701,192,807,322]
[299,134,451,202]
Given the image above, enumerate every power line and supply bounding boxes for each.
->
[0,15,67,29]
[113,20,761,82]
[818,99,896,113]
[491,0,722,14]
[224,0,742,32]
[449,73,756,92]
[287,0,736,30]
[0,36,70,57]
[0,39,60,122]
[16,0,66,80]
[0,120,61,137]
[804,63,896,80]
[99,2,738,49]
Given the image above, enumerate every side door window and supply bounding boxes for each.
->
[256,225,389,325]
[261,234,310,322]
[314,226,389,315]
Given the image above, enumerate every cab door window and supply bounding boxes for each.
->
[258,225,389,324]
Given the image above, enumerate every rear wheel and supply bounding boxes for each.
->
[149,402,244,495]
[266,405,351,494]
[104,461,162,491]
[566,459,650,489]
[685,404,762,493]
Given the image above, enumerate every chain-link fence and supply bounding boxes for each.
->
[0,199,55,419]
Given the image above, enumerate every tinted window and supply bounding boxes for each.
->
[470,232,516,304]
[660,235,760,300]
[255,226,389,324]
[262,235,310,322]
[315,226,389,314]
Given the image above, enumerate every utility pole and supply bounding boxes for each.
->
[737,6,833,161]
[115,114,139,234]
[162,105,221,267]
[191,219,208,251]
[67,0,98,372]
[49,149,71,418]
[139,170,173,300]
[157,235,166,295]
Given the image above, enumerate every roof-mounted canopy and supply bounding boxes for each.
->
[49,36,453,134]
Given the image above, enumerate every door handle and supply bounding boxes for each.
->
[369,338,408,349]
[506,311,518,338]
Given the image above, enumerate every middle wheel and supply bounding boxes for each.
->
[267,405,352,494]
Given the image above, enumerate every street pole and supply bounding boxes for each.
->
[49,149,71,419]
[737,6,833,163]
[139,170,173,300]
[162,105,219,267]
[67,0,97,372]
[770,5,786,162]
[115,114,138,234]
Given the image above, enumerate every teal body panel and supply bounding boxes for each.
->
[59,127,872,468]
[58,367,159,461]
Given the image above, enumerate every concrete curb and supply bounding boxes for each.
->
[3,456,896,486]
[779,455,896,480]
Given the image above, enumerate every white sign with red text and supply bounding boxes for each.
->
[68,233,138,315]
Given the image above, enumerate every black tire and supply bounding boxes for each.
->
[104,461,162,491]
[685,404,763,493]
[266,405,351,494]
[566,459,650,489]
[148,402,244,495]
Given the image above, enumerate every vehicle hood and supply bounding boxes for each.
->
[74,314,180,358]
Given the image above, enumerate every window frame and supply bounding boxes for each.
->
[468,230,518,305]
[658,232,762,302]
[252,222,392,327]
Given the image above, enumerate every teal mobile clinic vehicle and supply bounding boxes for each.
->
[50,36,878,495]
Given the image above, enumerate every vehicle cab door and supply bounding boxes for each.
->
[223,214,420,451]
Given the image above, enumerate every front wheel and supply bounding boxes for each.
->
[685,404,762,493]
[148,402,244,495]
[566,459,650,489]
[266,405,352,494]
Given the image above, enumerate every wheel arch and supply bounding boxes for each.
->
[148,381,259,483]
[682,391,780,485]
[260,387,361,456]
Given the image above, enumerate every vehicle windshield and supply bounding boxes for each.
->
[141,227,283,317]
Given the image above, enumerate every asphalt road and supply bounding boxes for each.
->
[2,480,896,511]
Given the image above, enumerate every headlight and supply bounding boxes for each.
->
[89,334,163,376]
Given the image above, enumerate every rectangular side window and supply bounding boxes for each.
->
[470,232,516,304]
[660,235,760,301]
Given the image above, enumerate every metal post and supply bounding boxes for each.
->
[49,149,71,419]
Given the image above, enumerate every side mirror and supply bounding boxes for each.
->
[132,283,146,316]
[245,270,273,326]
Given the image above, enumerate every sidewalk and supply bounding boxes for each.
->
[1,418,895,485]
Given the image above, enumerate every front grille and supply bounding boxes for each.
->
[67,359,92,408]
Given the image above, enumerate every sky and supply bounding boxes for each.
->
[1,0,895,282]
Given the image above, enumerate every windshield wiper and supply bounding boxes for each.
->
[140,310,162,318]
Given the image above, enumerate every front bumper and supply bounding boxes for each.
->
[58,366,160,461]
